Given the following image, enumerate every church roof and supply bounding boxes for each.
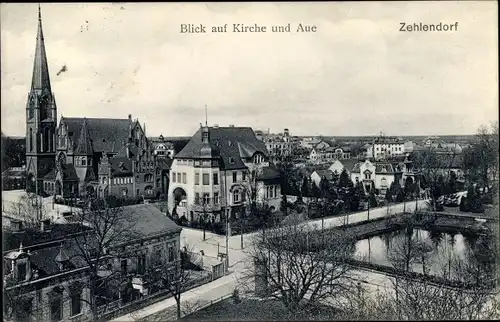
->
[109,157,133,177]
[43,163,79,181]
[61,117,132,153]
[175,127,268,170]
[31,6,51,93]
[74,118,94,155]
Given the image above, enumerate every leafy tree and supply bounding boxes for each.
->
[459,194,468,212]
[385,183,394,203]
[445,171,458,195]
[465,185,485,213]
[338,168,351,188]
[369,190,378,208]
[1,132,26,173]
[301,176,310,198]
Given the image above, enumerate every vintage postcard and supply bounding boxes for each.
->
[1,2,498,321]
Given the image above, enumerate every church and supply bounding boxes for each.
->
[25,6,171,201]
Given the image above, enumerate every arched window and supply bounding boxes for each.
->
[29,128,33,152]
[232,190,241,203]
[43,128,49,152]
[39,132,43,152]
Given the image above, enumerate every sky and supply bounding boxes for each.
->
[1,2,498,137]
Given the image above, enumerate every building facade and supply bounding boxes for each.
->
[167,125,281,223]
[371,136,405,161]
[350,159,403,195]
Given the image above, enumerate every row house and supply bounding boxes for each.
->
[167,125,282,223]
[3,204,182,322]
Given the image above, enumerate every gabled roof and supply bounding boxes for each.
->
[313,169,334,181]
[111,204,182,245]
[339,159,358,173]
[61,117,132,153]
[256,166,281,181]
[43,163,79,181]
[157,158,173,171]
[74,119,94,155]
[175,127,269,170]
[109,157,133,177]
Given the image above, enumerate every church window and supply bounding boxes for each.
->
[82,159,87,166]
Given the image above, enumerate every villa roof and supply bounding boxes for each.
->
[175,127,269,170]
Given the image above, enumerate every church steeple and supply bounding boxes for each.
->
[24,4,57,195]
[31,4,51,93]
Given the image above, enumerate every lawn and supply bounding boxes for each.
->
[181,297,340,321]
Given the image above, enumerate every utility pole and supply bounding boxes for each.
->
[224,172,229,269]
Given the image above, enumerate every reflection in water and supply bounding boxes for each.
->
[354,228,470,277]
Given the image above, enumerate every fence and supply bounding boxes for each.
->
[99,271,214,321]
[146,293,234,321]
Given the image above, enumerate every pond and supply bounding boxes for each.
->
[354,227,494,279]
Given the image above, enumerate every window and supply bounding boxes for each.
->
[17,263,27,281]
[168,245,175,262]
[202,173,210,185]
[364,172,371,180]
[195,173,200,185]
[82,158,87,166]
[233,190,240,203]
[228,157,235,164]
[71,291,81,316]
[182,173,187,184]
[242,172,247,181]
[213,173,219,185]
[136,175,140,184]
[195,193,200,205]
[202,160,211,166]
[137,254,146,275]
[213,192,219,205]
[172,172,176,183]
[233,172,237,183]
[50,297,62,321]
[121,259,127,274]
[203,193,210,205]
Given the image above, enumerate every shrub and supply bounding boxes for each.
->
[232,288,241,304]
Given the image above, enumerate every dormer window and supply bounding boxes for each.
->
[228,157,235,164]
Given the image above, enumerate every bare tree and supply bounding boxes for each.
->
[5,193,48,228]
[65,196,141,321]
[241,217,357,316]
[149,244,202,319]
[364,223,500,321]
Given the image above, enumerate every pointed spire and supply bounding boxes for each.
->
[75,118,93,155]
[31,4,52,92]
[19,241,24,253]
[205,105,208,127]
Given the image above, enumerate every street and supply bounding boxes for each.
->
[111,200,428,321]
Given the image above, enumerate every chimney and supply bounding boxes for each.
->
[11,220,22,232]
[41,219,50,232]
[229,124,234,127]
[128,114,132,121]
